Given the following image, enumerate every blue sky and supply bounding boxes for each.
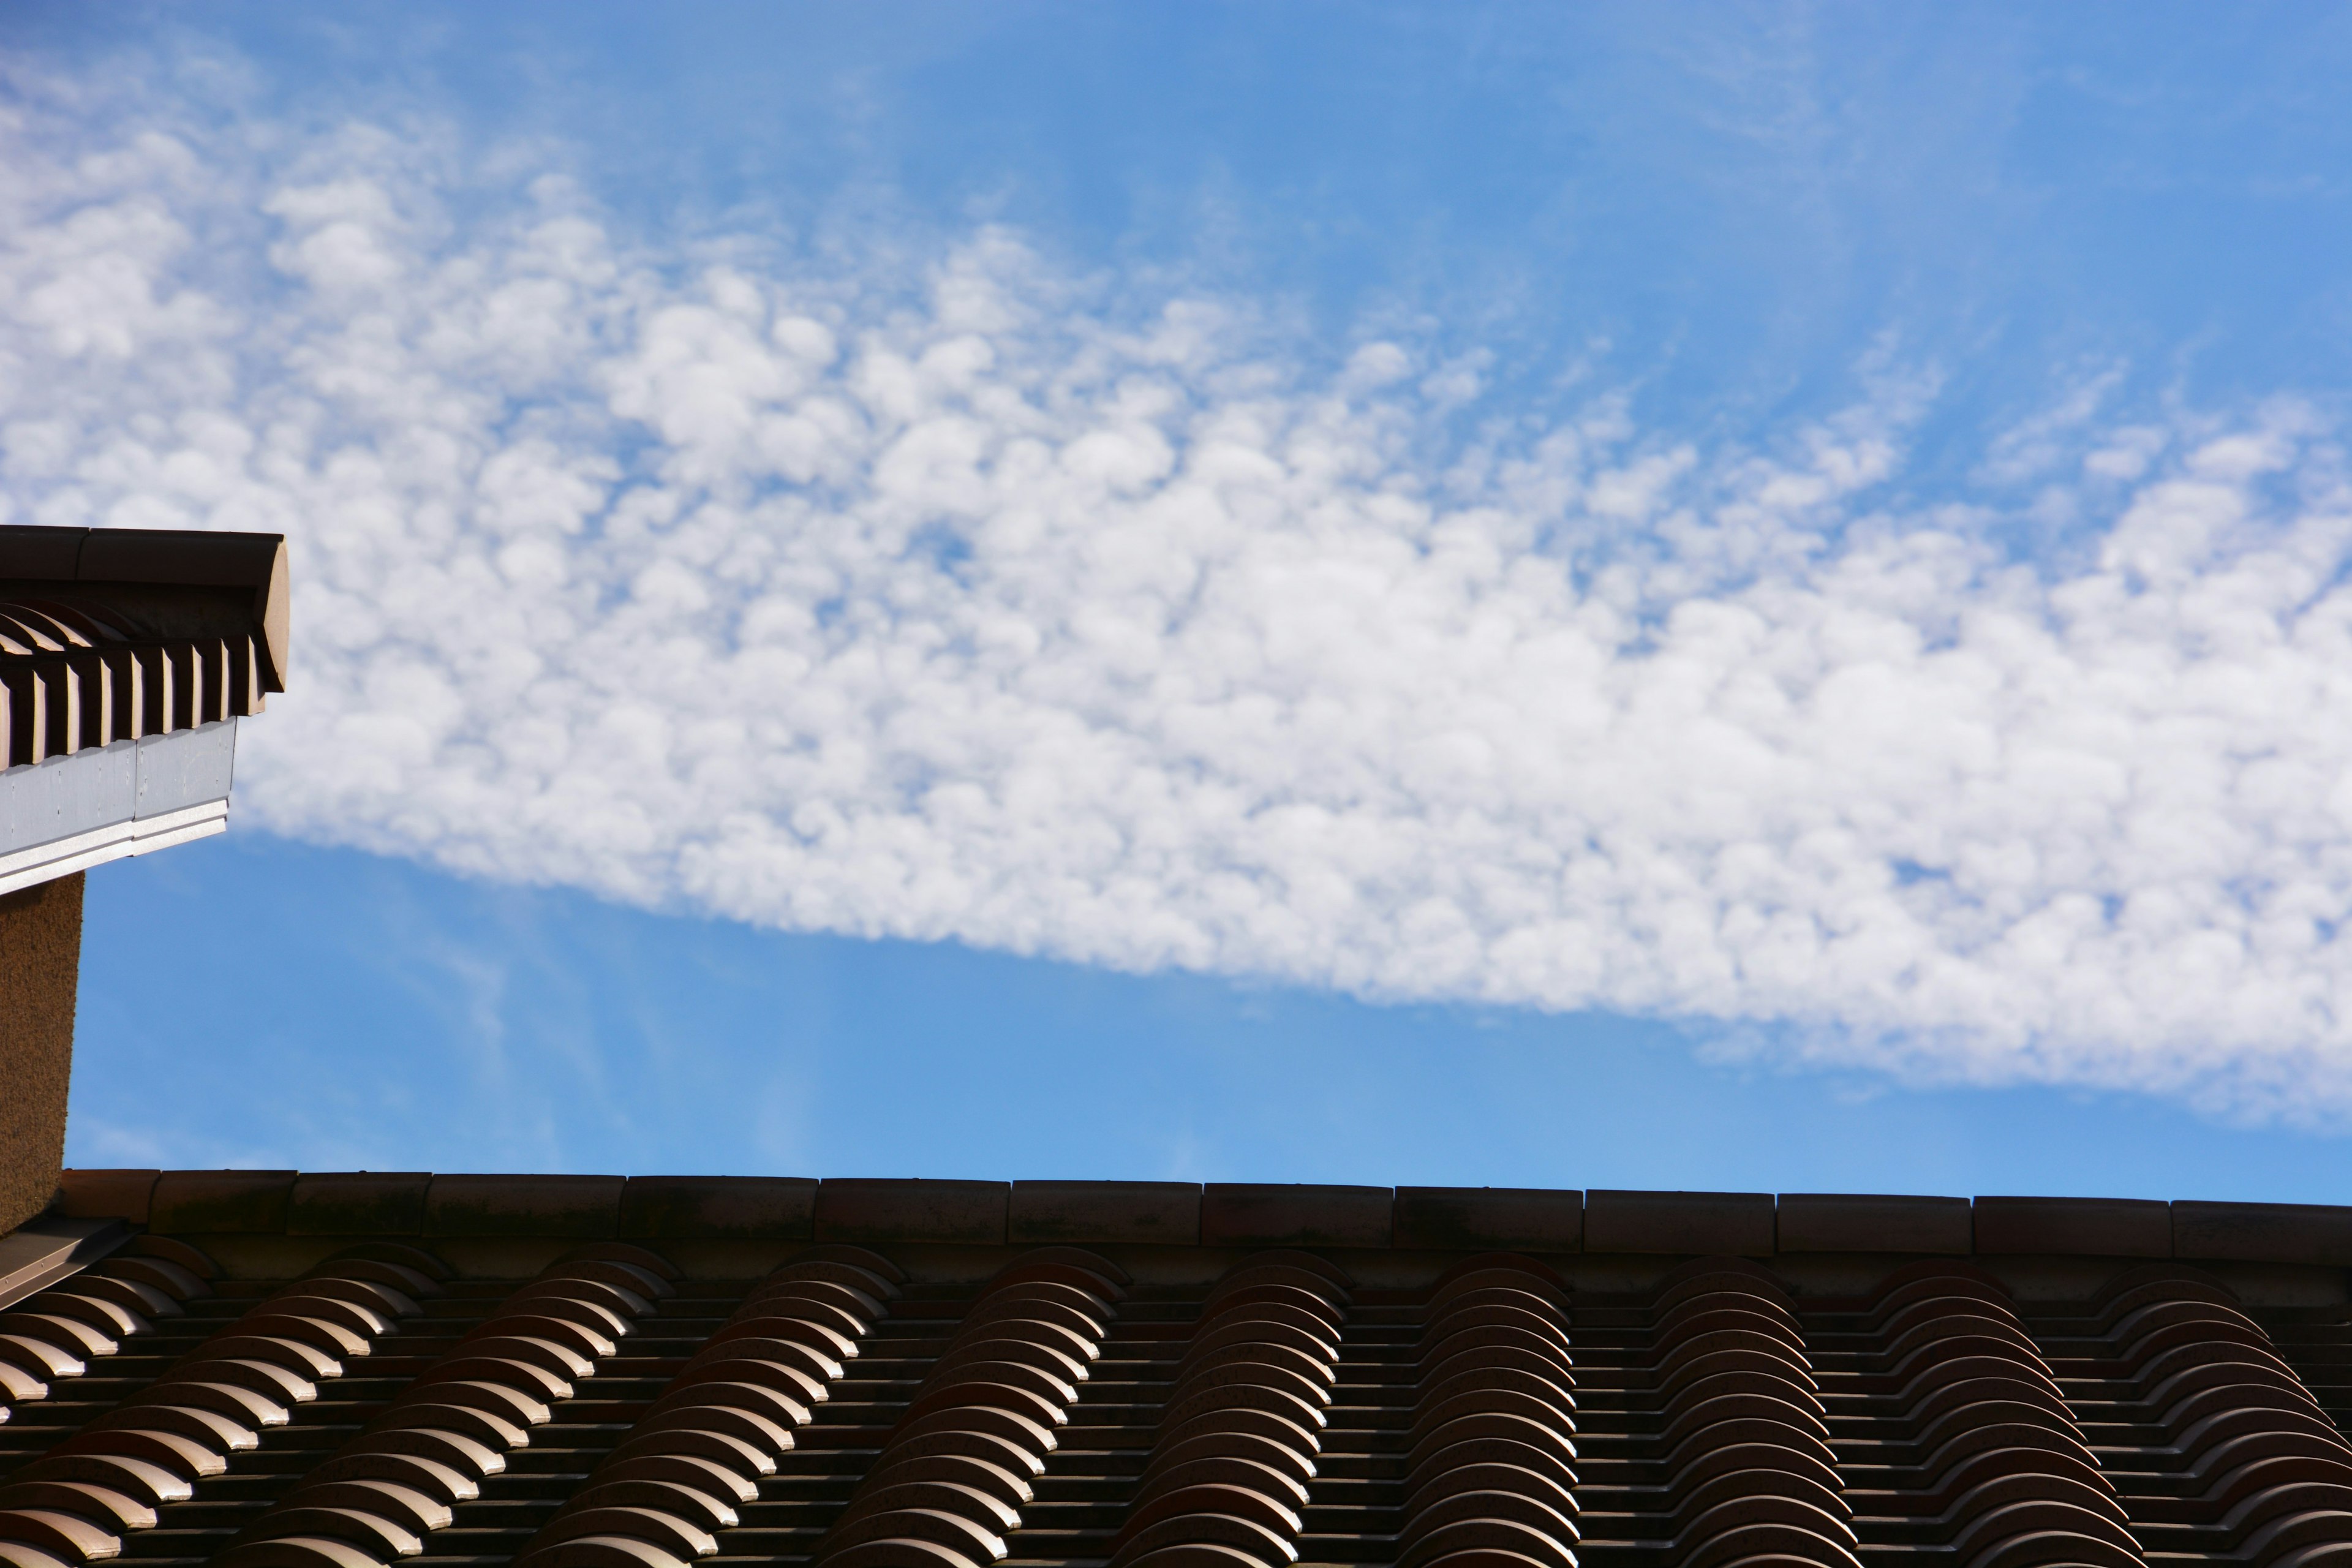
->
[12,2,2352,1196]
[72,831,2352,1200]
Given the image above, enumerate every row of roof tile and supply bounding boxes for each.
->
[50,1172,2352,1266]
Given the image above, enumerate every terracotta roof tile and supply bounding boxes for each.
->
[1,527,289,770]
[617,1177,818,1242]
[423,1175,625,1240]
[1776,1193,1973,1254]
[816,1180,1010,1245]
[1973,1195,2173,1257]
[1584,1188,1775,1255]
[2172,1199,2352,1267]
[1008,1183,1201,1246]
[146,1170,296,1234]
[1392,1186,1584,1252]
[10,1169,2352,1568]
[56,1171,157,1226]
[285,1175,430,1238]
[1199,1185,1393,1249]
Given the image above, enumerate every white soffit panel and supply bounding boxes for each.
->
[0,718,238,894]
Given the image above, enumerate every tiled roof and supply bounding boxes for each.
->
[1,525,290,898]
[5,1174,2352,1568]
[0,527,288,771]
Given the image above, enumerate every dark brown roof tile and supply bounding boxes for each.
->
[0,526,88,578]
[1199,1184,1393,1248]
[617,1176,817,1240]
[13,1165,2352,1568]
[423,1174,624,1239]
[1392,1186,1583,1252]
[56,1169,159,1224]
[1776,1192,1971,1254]
[2172,1199,2352,1265]
[121,1231,219,1278]
[1973,1194,2170,1256]
[1007,1181,1200,1245]
[147,1169,296,1233]
[1583,1188,1773,1255]
[814,1179,1009,1245]
[286,1172,431,1237]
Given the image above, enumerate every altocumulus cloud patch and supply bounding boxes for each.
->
[10,80,2352,1121]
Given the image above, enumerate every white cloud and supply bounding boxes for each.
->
[12,82,2352,1124]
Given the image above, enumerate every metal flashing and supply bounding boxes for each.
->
[0,1217,129,1311]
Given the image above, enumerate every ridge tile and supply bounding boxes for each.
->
[619,1175,817,1240]
[1973,1194,2170,1256]
[287,1172,431,1236]
[147,1169,296,1233]
[1008,1180,1200,1245]
[423,1172,625,1238]
[56,1168,159,1224]
[1391,1186,1583,1252]
[1584,1188,1772,1255]
[1200,1183,1393,1248]
[815,1178,1009,1244]
[1776,1192,1970,1254]
[2173,1199,2352,1265]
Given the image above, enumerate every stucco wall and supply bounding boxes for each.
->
[0,871,80,1234]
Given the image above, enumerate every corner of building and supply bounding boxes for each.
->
[0,869,82,1234]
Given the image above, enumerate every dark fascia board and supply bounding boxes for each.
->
[1,526,289,690]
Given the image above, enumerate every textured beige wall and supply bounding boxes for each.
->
[0,872,81,1234]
